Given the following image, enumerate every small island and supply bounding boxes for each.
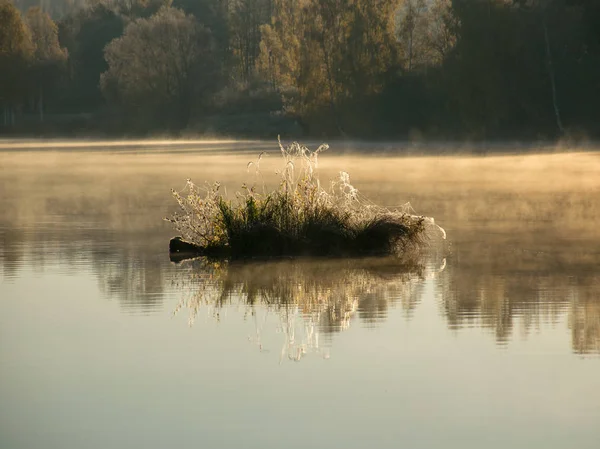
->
[167,139,444,261]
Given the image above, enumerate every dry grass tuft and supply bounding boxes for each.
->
[166,138,444,259]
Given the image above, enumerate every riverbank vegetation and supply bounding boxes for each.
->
[2,0,600,140]
[167,139,444,258]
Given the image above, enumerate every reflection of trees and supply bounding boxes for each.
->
[174,257,437,361]
[0,151,184,307]
[89,235,167,312]
[436,240,600,354]
[0,229,25,280]
[0,171,171,309]
[567,278,600,355]
[0,225,169,311]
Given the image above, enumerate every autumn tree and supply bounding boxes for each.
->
[258,0,319,122]
[101,6,215,129]
[395,0,427,71]
[0,0,32,126]
[424,0,457,64]
[258,0,402,135]
[25,7,68,122]
[344,1,402,96]
[395,0,456,71]
[173,0,230,72]
[115,0,172,17]
[229,0,272,82]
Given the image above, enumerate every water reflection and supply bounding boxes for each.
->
[1,148,600,356]
[3,222,597,354]
[167,250,600,357]
[436,239,600,353]
[0,226,169,311]
[173,257,440,361]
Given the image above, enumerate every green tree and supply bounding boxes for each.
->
[173,0,230,73]
[101,6,215,130]
[58,1,124,111]
[442,0,536,136]
[25,7,69,122]
[443,0,580,137]
[115,0,173,18]
[0,0,32,127]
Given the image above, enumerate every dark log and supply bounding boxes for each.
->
[169,236,203,262]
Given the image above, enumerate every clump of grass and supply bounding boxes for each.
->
[167,138,444,259]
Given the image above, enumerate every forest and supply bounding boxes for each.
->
[1,0,599,139]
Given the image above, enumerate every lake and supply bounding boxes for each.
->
[1,141,599,449]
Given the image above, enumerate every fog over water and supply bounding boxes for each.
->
[1,141,599,449]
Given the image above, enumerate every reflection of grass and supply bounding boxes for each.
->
[167,139,443,258]
[173,257,443,361]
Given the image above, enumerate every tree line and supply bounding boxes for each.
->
[1,0,599,139]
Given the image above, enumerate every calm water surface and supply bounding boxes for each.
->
[1,141,599,449]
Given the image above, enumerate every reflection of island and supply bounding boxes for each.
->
[173,257,440,361]
[171,240,600,357]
